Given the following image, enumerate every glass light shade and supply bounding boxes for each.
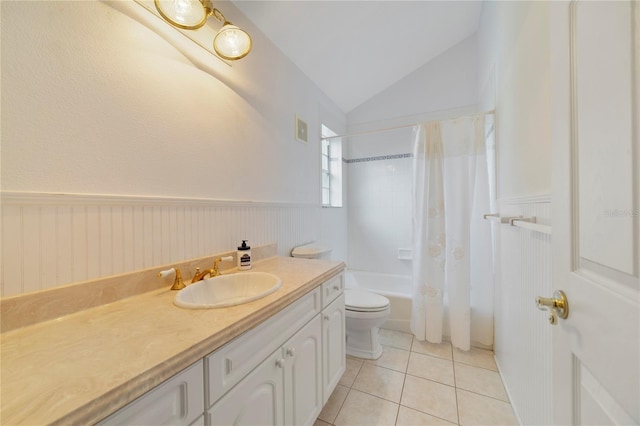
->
[154,0,208,30]
[213,24,252,60]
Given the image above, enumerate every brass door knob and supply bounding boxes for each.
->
[536,290,569,324]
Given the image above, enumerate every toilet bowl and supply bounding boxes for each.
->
[344,289,390,359]
[290,243,390,359]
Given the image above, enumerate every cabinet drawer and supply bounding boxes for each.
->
[322,273,344,308]
[97,361,204,426]
[206,287,321,407]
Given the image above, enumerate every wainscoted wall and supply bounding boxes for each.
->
[493,195,552,425]
[1,192,320,297]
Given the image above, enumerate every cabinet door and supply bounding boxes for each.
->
[208,350,284,426]
[97,361,204,426]
[283,315,323,426]
[206,288,321,407]
[322,293,346,404]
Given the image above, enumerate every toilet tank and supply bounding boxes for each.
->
[291,243,332,259]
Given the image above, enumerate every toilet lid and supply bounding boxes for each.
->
[345,289,390,312]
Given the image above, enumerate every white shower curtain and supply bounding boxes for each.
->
[411,113,493,351]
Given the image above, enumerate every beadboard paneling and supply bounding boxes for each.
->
[1,193,320,297]
[493,196,552,426]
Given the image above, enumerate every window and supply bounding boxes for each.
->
[321,125,343,207]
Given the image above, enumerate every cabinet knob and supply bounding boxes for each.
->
[286,348,296,357]
[333,285,340,291]
[324,314,330,321]
[276,358,285,368]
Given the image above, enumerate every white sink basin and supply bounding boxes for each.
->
[174,272,282,309]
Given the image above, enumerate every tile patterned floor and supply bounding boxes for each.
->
[315,329,518,426]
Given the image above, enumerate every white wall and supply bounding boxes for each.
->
[0,0,346,296]
[483,2,552,199]
[344,35,478,275]
[348,34,479,134]
[477,2,553,424]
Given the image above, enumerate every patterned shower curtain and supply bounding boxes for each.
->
[411,113,492,351]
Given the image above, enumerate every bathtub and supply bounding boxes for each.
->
[345,270,412,334]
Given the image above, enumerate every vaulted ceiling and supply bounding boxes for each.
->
[233,1,483,113]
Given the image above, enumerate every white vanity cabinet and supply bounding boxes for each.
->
[97,360,204,426]
[207,272,345,426]
[206,286,324,426]
[283,314,323,426]
[207,315,323,426]
[322,293,346,403]
[207,348,285,425]
[97,271,344,426]
[320,274,346,403]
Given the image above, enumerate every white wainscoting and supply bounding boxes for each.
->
[1,192,320,297]
[493,194,552,426]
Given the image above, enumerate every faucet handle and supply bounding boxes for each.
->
[158,268,185,290]
[158,268,174,278]
[213,256,234,276]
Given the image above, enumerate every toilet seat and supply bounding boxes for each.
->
[345,289,390,312]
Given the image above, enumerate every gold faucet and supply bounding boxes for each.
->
[191,267,215,283]
[190,256,233,283]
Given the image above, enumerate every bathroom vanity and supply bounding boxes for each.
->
[0,256,345,425]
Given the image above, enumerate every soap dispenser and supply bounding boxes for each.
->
[237,240,251,270]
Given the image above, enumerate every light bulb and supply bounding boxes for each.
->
[214,24,252,60]
[173,0,192,18]
[154,0,207,30]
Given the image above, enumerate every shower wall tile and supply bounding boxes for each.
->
[347,155,412,276]
[0,193,320,297]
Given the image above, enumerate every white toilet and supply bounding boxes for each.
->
[343,289,390,359]
[291,243,391,360]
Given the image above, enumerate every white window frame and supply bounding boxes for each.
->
[321,125,342,208]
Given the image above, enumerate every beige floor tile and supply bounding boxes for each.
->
[352,364,406,403]
[396,406,457,426]
[314,419,332,426]
[401,375,458,424]
[453,347,497,371]
[364,345,410,373]
[454,363,508,401]
[318,385,350,423]
[334,389,399,426]
[457,389,518,425]
[379,328,414,351]
[339,357,364,387]
[407,352,455,386]
[411,339,453,360]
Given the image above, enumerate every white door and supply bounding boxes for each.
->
[550,1,639,424]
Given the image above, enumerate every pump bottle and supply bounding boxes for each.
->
[237,240,251,270]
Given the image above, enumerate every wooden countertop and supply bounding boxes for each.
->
[0,256,345,425]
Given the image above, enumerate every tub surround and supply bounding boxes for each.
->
[0,254,345,425]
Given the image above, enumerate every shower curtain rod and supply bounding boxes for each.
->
[322,109,496,141]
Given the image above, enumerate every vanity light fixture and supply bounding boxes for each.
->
[154,0,252,60]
